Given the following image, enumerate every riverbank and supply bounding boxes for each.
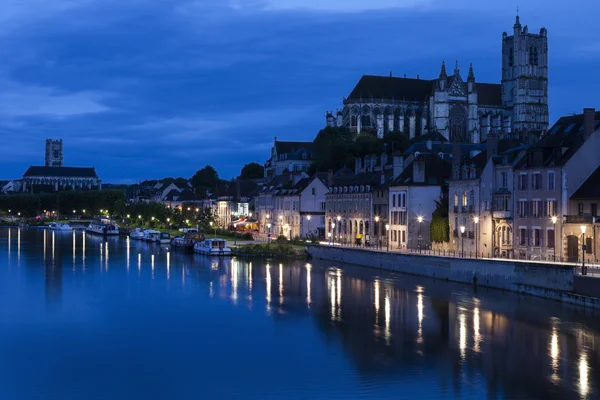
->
[307,244,600,309]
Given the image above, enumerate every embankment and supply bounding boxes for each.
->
[306,245,600,309]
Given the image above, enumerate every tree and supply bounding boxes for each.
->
[240,162,264,180]
[191,165,220,198]
[383,131,410,154]
[430,197,450,243]
[312,126,355,172]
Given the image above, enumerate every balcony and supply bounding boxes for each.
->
[461,206,468,213]
[565,215,594,224]
[493,210,511,219]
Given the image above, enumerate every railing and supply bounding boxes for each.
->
[492,210,511,219]
[565,215,594,224]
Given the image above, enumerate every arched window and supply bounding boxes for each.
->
[454,192,459,207]
[351,115,357,127]
[449,104,467,142]
[462,191,468,207]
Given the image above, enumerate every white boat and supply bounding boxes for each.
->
[159,232,171,244]
[48,222,73,231]
[86,218,119,236]
[143,229,161,242]
[129,228,145,240]
[194,238,232,256]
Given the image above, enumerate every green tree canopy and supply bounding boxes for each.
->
[240,162,264,180]
[191,165,220,198]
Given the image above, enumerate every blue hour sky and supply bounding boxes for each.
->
[0,0,598,183]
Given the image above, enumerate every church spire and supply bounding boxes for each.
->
[454,60,460,75]
[467,63,475,83]
[439,60,447,79]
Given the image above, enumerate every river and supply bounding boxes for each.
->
[0,227,598,399]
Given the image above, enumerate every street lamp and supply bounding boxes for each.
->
[267,223,272,245]
[186,219,189,225]
[375,216,380,248]
[417,215,424,253]
[306,215,312,238]
[581,225,587,275]
[460,225,466,258]
[127,214,130,219]
[385,224,390,252]
[331,222,336,245]
[82,209,86,214]
[473,216,479,259]
[234,223,237,246]
[551,216,558,261]
[337,215,342,244]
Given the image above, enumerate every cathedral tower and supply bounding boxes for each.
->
[501,15,549,134]
[45,139,64,167]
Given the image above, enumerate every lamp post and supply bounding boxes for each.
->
[328,232,332,246]
[278,215,283,237]
[460,225,466,258]
[209,221,215,238]
[331,222,336,245]
[385,224,390,252]
[581,225,587,275]
[234,223,237,246]
[266,214,270,235]
[337,215,341,244]
[167,218,170,230]
[473,216,479,259]
[267,223,271,245]
[306,215,312,238]
[417,215,423,253]
[551,216,557,262]
[375,216,380,249]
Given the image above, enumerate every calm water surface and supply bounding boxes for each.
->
[0,227,599,400]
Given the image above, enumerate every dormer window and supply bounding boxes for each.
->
[366,185,370,192]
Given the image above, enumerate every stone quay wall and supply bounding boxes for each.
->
[306,245,600,309]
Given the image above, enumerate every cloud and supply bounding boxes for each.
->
[257,0,428,12]
[0,79,112,118]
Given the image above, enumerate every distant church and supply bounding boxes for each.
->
[20,139,101,192]
[325,16,549,143]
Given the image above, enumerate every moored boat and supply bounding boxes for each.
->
[143,229,160,242]
[170,235,197,252]
[129,228,145,240]
[193,238,231,256]
[86,218,119,236]
[159,232,171,244]
[48,222,73,231]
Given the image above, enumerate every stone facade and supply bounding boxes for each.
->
[326,16,548,143]
[45,139,64,167]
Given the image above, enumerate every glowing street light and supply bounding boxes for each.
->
[417,215,424,253]
[552,216,558,261]
[473,216,479,258]
[385,224,390,252]
[581,225,588,275]
[460,225,466,258]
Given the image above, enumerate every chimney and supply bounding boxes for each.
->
[392,153,404,180]
[583,108,596,140]
[413,156,425,183]
[355,157,362,173]
[380,153,388,169]
[328,169,334,187]
[486,132,499,160]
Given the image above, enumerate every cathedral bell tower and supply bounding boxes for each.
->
[501,15,549,134]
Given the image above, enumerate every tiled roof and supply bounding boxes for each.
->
[347,75,433,102]
[275,141,313,156]
[393,154,451,186]
[571,166,600,199]
[346,74,503,106]
[476,83,502,106]
[24,166,98,178]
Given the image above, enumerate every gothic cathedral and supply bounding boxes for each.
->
[325,16,549,143]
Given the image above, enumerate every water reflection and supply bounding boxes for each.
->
[2,228,599,400]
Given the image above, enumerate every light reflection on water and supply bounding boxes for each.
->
[0,227,599,400]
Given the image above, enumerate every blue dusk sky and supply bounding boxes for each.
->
[1,0,599,183]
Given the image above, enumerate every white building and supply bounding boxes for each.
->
[388,154,450,250]
[264,138,313,180]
